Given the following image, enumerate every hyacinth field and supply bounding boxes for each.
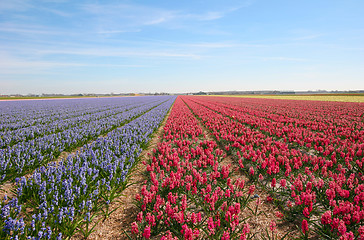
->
[0,96,363,239]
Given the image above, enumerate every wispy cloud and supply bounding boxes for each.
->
[194,11,225,21]
[292,34,324,41]
[39,0,70,3]
[0,0,70,17]
[184,42,268,49]
[81,2,244,34]
[260,56,309,62]
[0,52,146,75]
[185,5,245,21]
[1,1,248,40]
[96,29,141,34]
[1,60,145,69]
[82,3,177,30]
[0,0,32,12]
[37,48,201,59]
[186,42,236,48]
[144,17,170,26]
[37,6,71,17]
[0,24,66,35]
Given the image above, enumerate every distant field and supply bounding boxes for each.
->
[0,95,133,101]
[0,96,96,100]
[213,94,364,102]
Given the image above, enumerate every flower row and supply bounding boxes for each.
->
[131,96,256,240]
[0,97,160,149]
[0,96,175,239]
[0,97,168,183]
[182,96,363,240]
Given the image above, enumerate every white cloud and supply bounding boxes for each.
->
[81,2,243,34]
[37,6,71,17]
[292,34,323,41]
[0,51,146,75]
[195,11,225,21]
[82,3,177,29]
[260,56,309,62]
[0,26,58,35]
[144,17,169,26]
[0,22,74,35]
[186,5,244,22]
[0,0,69,17]
[184,42,268,49]
[96,29,141,34]
[34,47,201,59]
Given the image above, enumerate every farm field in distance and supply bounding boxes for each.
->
[0,95,363,239]
[213,94,364,103]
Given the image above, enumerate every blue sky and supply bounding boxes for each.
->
[0,0,363,94]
